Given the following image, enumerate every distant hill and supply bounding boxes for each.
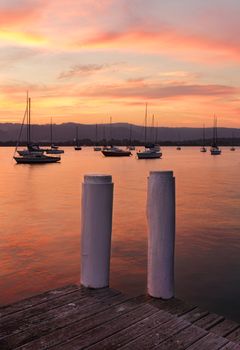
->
[0,122,239,145]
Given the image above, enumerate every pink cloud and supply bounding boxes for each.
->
[76,26,240,63]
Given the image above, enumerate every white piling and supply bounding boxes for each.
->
[81,174,114,288]
[147,171,175,299]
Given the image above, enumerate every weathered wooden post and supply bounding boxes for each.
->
[147,171,175,299]
[81,174,114,288]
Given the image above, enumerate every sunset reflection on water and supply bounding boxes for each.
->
[0,147,240,321]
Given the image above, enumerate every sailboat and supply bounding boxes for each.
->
[16,94,44,156]
[210,116,221,155]
[101,117,132,157]
[94,124,101,151]
[200,124,207,152]
[46,118,64,154]
[102,145,132,157]
[126,124,135,150]
[74,126,82,150]
[137,104,162,159]
[14,95,61,164]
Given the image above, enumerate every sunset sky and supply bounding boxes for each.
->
[1,0,240,126]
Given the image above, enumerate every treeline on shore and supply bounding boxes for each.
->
[0,138,240,147]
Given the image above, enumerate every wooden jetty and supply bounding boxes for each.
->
[1,284,240,350]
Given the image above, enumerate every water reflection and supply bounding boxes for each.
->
[0,147,240,321]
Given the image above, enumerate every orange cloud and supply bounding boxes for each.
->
[77,27,240,63]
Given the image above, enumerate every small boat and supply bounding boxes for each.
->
[176,146,181,150]
[210,116,221,155]
[74,126,82,150]
[137,148,162,159]
[46,147,64,154]
[230,147,236,151]
[102,146,132,157]
[14,154,60,164]
[94,146,102,151]
[18,144,44,156]
[127,125,135,150]
[200,147,207,153]
[210,146,221,155]
[45,118,64,154]
[137,104,161,159]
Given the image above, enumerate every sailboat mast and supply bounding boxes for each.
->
[215,117,218,144]
[28,97,31,145]
[151,114,154,143]
[95,124,98,144]
[144,102,148,144]
[203,123,205,146]
[26,92,29,145]
[109,116,112,143]
[50,117,53,145]
[155,121,158,144]
[212,115,215,146]
[76,126,79,146]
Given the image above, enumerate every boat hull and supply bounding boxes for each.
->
[46,149,64,154]
[137,152,162,159]
[14,156,61,164]
[75,147,82,150]
[102,150,131,157]
[210,149,221,155]
[17,150,44,156]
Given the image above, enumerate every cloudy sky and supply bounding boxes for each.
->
[1,0,240,126]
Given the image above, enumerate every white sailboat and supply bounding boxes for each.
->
[137,104,162,159]
[46,118,64,154]
[210,116,221,155]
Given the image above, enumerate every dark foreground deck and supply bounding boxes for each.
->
[1,284,240,350]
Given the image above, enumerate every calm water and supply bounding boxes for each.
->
[1,147,240,321]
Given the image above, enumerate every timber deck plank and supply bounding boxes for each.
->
[1,284,240,350]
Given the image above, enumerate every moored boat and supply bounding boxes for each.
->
[210,116,222,155]
[102,146,131,157]
[14,95,62,164]
[45,118,64,154]
[46,145,64,154]
[137,148,162,159]
[210,146,221,155]
[137,104,161,159]
[14,154,60,164]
